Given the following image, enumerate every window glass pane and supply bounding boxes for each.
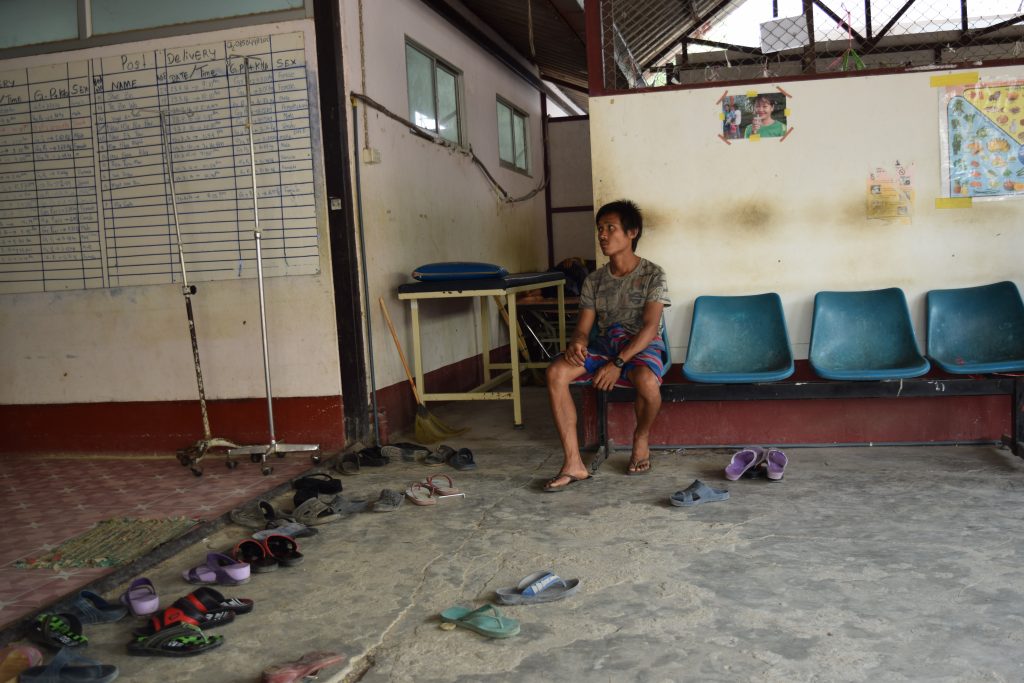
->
[406,45,436,132]
[0,0,77,49]
[512,112,528,171]
[435,66,459,144]
[92,0,301,34]
[496,102,513,164]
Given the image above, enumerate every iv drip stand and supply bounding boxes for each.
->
[228,57,320,475]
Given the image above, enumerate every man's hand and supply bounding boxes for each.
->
[593,361,621,391]
[565,340,588,367]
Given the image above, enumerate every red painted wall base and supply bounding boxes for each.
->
[0,396,345,454]
[582,363,1011,448]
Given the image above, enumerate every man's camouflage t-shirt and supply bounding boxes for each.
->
[579,258,671,336]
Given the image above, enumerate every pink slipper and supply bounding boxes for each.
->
[120,577,160,616]
[183,552,250,585]
[766,448,788,481]
[262,651,346,683]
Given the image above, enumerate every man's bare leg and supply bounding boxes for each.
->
[627,366,661,474]
[545,357,590,489]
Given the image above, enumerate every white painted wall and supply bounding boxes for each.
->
[590,66,1024,360]
[0,20,340,404]
[340,0,548,386]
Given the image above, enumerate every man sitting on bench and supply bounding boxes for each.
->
[544,200,671,491]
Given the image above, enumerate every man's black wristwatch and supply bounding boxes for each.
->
[612,356,626,368]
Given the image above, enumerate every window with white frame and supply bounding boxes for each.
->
[405,40,462,145]
[496,98,529,174]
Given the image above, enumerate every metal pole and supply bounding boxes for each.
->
[244,57,277,445]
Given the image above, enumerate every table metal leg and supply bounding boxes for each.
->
[410,300,424,402]
[508,291,522,428]
[480,296,491,383]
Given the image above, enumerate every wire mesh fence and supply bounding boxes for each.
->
[596,0,1024,90]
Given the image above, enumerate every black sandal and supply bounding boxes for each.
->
[127,622,223,657]
[25,613,88,650]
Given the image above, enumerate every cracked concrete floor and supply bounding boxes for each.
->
[25,387,1024,682]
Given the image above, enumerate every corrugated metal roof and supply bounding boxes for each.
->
[454,0,736,100]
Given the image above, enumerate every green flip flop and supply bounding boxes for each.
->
[439,604,520,639]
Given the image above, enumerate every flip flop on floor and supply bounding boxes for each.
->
[626,457,652,476]
[425,445,453,466]
[424,473,462,497]
[25,613,88,650]
[439,604,520,639]
[127,622,223,658]
[70,590,128,624]
[405,482,436,506]
[724,446,765,481]
[183,552,250,586]
[120,577,160,616]
[255,521,318,540]
[17,647,117,683]
[135,586,253,636]
[496,571,580,605]
[261,651,347,683]
[670,480,730,507]
[542,472,592,492]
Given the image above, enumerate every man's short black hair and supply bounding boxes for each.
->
[596,200,643,250]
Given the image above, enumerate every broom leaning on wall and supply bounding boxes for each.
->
[379,297,467,443]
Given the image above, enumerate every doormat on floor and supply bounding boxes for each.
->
[14,517,199,570]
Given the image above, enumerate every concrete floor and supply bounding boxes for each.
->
[17,386,1024,682]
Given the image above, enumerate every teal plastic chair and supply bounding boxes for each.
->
[809,288,930,380]
[926,281,1024,374]
[682,293,794,383]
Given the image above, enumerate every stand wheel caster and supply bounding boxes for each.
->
[261,466,273,476]
[311,453,321,464]
[250,454,261,463]
[191,467,203,477]
[226,460,238,470]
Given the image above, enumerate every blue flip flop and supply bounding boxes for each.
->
[439,604,520,639]
[670,480,730,507]
[495,571,580,605]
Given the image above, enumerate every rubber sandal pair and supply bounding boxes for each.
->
[261,651,347,683]
[254,521,318,540]
[127,621,223,658]
[439,604,519,639]
[373,488,404,512]
[69,590,128,624]
[119,578,159,616]
[292,494,368,526]
[436,444,477,470]
[134,586,254,636]
[25,613,88,650]
[183,552,250,586]
[292,473,342,507]
[381,442,430,463]
[0,644,42,682]
[670,479,730,507]
[233,535,303,571]
[16,647,117,683]
[495,571,580,605]
[405,474,463,505]
[724,446,788,481]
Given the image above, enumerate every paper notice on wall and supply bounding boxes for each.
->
[867,162,914,222]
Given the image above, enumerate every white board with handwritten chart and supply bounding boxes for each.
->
[0,29,320,294]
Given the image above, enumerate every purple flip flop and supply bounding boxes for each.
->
[183,552,251,586]
[766,448,788,481]
[724,446,765,481]
[120,577,159,616]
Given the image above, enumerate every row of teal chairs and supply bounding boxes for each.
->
[682,281,1024,383]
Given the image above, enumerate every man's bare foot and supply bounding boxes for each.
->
[543,469,591,491]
